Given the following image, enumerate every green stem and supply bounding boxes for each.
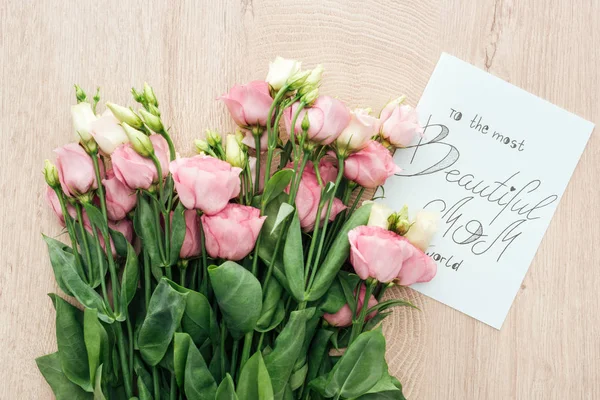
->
[288,152,310,204]
[304,189,326,286]
[180,265,187,287]
[150,198,167,264]
[289,102,306,172]
[230,339,239,380]
[150,153,164,202]
[306,155,345,291]
[264,85,290,189]
[54,189,86,281]
[91,228,111,313]
[170,374,177,400]
[114,324,133,398]
[126,317,133,379]
[160,129,176,161]
[220,320,227,380]
[197,214,209,297]
[239,331,253,374]
[348,279,377,344]
[74,203,92,283]
[254,131,262,196]
[91,155,121,314]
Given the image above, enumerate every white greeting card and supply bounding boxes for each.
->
[381,53,595,329]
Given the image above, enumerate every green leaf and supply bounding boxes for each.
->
[174,333,217,399]
[283,212,305,301]
[318,275,347,314]
[216,374,238,400]
[356,372,406,399]
[137,375,153,400]
[262,168,293,207]
[138,278,188,365]
[258,194,291,291]
[83,308,109,390]
[288,362,308,391]
[256,279,284,332]
[338,272,361,315]
[93,365,107,400]
[264,308,315,400]
[208,261,262,340]
[306,202,373,301]
[74,224,107,288]
[36,352,93,400]
[43,234,76,296]
[119,241,139,318]
[363,311,392,332]
[237,352,274,400]
[271,203,295,234]
[133,355,154,397]
[109,227,128,258]
[82,203,108,236]
[173,332,192,387]
[367,299,418,314]
[169,202,186,266]
[45,237,113,323]
[134,194,162,266]
[309,328,387,398]
[53,295,92,392]
[181,288,219,347]
[306,328,333,386]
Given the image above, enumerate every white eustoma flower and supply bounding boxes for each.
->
[404,210,439,251]
[71,102,97,142]
[89,109,129,154]
[367,202,394,229]
[266,56,301,91]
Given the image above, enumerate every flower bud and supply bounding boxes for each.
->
[305,64,324,87]
[74,84,87,103]
[225,134,246,168]
[301,87,319,105]
[148,103,161,117]
[388,205,410,235]
[143,82,158,106]
[287,70,311,90]
[301,112,311,133]
[71,102,97,142]
[106,102,144,129]
[122,123,154,157]
[43,159,60,188]
[266,56,302,91]
[194,139,210,154]
[139,108,164,132]
[367,202,394,229]
[131,87,144,103]
[205,129,222,147]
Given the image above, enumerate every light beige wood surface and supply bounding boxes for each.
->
[1,1,598,399]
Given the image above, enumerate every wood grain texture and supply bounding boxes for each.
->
[1,0,598,398]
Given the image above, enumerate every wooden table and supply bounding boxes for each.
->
[1,1,598,398]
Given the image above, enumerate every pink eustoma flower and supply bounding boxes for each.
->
[323,285,378,327]
[395,246,437,286]
[284,96,350,145]
[45,186,76,226]
[219,80,273,152]
[103,169,136,221]
[290,160,346,232]
[55,143,99,197]
[348,226,414,283]
[170,155,242,215]
[343,140,401,188]
[179,210,202,259]
[380,104,422,148]
[112,135,169,190]
[201,203,266,261]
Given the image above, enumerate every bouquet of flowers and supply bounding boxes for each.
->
[37,57,438,400]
